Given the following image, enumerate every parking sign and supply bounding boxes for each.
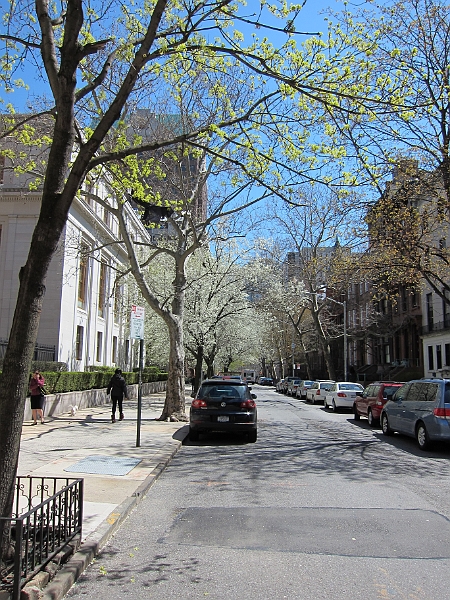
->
[130,305,145,339]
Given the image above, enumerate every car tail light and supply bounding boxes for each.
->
[192,398,207,409]
[434,407,450,418]
[241,399,256,409]
[337,392,347,398]
[316,389,320,395]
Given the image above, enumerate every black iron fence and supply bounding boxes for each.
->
[0,476,83,599]
[0,338,56,361]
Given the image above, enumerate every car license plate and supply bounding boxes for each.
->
[217,416,229,422]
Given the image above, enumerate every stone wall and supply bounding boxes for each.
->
[24,380,167,421]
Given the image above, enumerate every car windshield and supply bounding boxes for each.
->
[339,384,364,391]
[320,383,333,390]
[200,385,246,399]
[304,381,314,386]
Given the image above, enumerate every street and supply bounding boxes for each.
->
[66,386,450,599]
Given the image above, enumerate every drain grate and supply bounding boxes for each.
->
[64,455,141,476]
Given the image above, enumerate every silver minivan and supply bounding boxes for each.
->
[380,379,450,450]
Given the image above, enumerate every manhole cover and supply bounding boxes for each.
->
[64,455,141,476]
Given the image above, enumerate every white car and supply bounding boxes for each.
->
[305,381,335,404]
[324,382,365,412]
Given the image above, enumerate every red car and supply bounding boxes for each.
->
[353,382,403,426]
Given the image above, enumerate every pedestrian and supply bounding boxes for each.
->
[107,368,128,423]
[29,370,46,425]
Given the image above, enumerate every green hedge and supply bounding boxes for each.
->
[26,370,168,395]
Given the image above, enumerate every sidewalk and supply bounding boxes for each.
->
[17,392,189,599]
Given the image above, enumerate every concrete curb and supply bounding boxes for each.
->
[39,425,189,600]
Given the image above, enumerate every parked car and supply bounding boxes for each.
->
[189,379,257,443]
[324,382,364,411]
[305,381,335,404]
[276,379,285,392]
[295,380,315,400]
[281,376,296,394]
[380,378,450,450]
[353,381,403,426]
[287,379,303,396]
[258,376,274,386]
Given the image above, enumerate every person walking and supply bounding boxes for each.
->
[107,368,128,423]
[29,370,46,424]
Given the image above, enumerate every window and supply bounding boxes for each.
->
[401,288,407,312]
[98,261,108,318]
[437,345,443,370]
[426,293,434,329]
[0,155,4,184]
[112,336,117,364]
[446,343,450,367]
[428,346,434,371]
[443,289,450,327]
[96,331,103,362]
[77,247,89,309]
[75,326,84,360]
[125,340,130,365]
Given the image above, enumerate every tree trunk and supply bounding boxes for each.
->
[158,316,187,421]
[0,108,78,563]
[311,310,336,380]
[194,345,204,393]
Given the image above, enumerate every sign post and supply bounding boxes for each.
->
[130,305,145,447]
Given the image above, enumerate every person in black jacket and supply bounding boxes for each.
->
[107,369,128,423]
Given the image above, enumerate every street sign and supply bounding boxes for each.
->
[130,305,145,339]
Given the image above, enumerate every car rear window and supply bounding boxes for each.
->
[200,384,247,399]
[383,385,401,397]
[340,384,363,391]
[445,383,450,403]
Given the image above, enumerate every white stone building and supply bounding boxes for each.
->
[0,149,145,371]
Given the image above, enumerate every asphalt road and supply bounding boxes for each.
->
[65,386,450,599]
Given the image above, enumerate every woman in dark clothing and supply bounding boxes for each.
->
[107,369,128,423]
[29,370,46,424]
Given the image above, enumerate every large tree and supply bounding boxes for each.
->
[321,0,450,292]
[0,0,406,561]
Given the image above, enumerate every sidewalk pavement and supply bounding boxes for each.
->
[17,392,189,599]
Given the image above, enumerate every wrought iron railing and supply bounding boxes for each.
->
[0,476,83,600]
[0,338,56,361]
[421,317,450,335]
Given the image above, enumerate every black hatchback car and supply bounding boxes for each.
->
[189,379,257,442]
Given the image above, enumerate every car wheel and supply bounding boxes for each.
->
[247,429,257,443]
[367,409,375,427]
[332,400,338,413]
[416,422,430,451]
[353,405,360,421]
[381,413,392,436]
[189,427,200,442]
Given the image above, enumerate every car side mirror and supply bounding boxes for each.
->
[190,392,195,398]
[251,394,257,399]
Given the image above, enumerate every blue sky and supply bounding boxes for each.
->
[1,0,343,112]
